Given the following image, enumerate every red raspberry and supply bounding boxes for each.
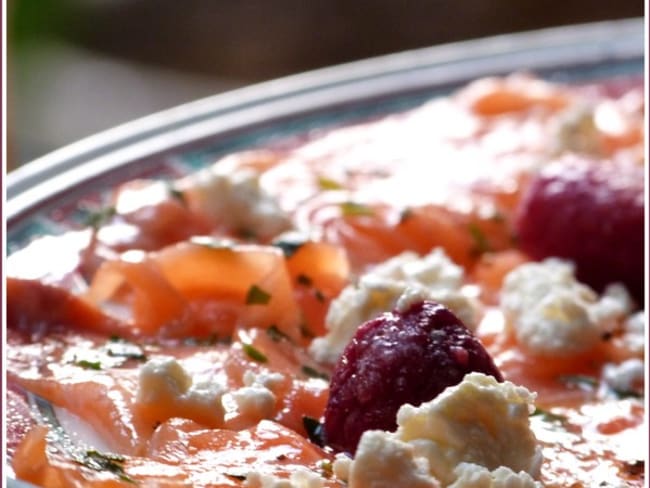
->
[322,300,502,454]
[515,156,644,303]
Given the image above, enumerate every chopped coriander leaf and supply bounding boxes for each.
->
[267,325,292,343]
[302,416,324,446]
[245,285,272,305]
[468,222,492,255]
[225,473,247,481]
[272,234,307,258]
[242,343,268,363]
[167,183,186,204]
[77,449,134,483]
[314,289,326,303]
[300,323,315,339]
[319,459,334,477]
[399,207,414,224]
[82,206,116,229]
[340,201,374,217]
[531,407,567,424]
[183,335,230,346]
[75,359,102,370]
[105,342,147,362]
[296,274,313,286]
[318,177,344,190]
[301,365,329,381]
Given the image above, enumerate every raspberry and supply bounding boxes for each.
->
[515,156,644,303]
[322,300,502,454]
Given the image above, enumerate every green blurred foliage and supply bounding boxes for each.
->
[9,0,79,45]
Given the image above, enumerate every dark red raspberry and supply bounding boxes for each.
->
[515,156,644,303]
[322,300,502,454]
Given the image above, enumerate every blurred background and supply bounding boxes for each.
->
[7,0,644,169]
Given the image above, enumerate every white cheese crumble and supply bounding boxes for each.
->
[177,157,291,239]
[231,370,285,421]
[137,356,226,426]
[245,467,325,488]
[500,259,633,356]
[618,311,645,357]
[449,463,542,488]
[345,373,541,488]
[603,358,644,395]
[310,248,480,363]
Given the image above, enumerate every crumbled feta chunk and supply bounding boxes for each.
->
[231,385,277,420]
[310,248,480,363]
[349,431,440,488]
[177,157,291,239]
[245,467,325,488]
[345,373,541,488]
[449,463,542,488]
[618,311,645,356]
[138,356,226,426]
[500,259,633,356]
[603,358,644,395]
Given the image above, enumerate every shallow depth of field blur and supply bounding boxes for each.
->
[6,0,644,169]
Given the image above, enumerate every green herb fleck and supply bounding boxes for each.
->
[302,416,324,446]
[245,285,272,305]
[242,343,268,363]
[77,450,134,483]
[104,338,147,362]
[183,334,230,346]
[225,473,247,482]
[267,325,292,343]
[531,407,567,424]
[340,201,374,217]
[301,365,329,381]
[468,222,492,255]
[296,274,313,286]
[314,289,326,303]
[318,177,344,190]
[83,206,116,229]
[319,459,334,477]
[167,183,186,204]
[75,359,102,370]
[399,208,414,224]
[300,323,315,339]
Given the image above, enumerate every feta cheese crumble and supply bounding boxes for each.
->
[449,463,542,488]
[231,370,285,421]
[344,373,541,487]
[310,248,480,363]
[177,156,291,239]
[137,356,226,426]
[500,259,633,356]
[245,467,326,488]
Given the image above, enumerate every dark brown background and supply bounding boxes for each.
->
[7,0,645,167]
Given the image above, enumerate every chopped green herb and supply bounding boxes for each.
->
[611,387,643,399]
[300,323,315,339]
[104,339,147,362]
[82,206,116,229]
[77,449,134,483]
[183,334,229,346]
[302,416,324,446]
[245,285,272,305]
[225,473,247,482]
[340,201,374,217]
[399,208,414,224]
[266,325,292,343]
[301,365,329,381]
[531,407,567,424]
[296,274,313,286]
[319,459,334,477]
[75,359,102,370]
[468,222,492,255]
[314,289,326,303]
[167,183,186,204]
[272,234,307,258]
[318,177,344,190]
[242,343,268,363]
